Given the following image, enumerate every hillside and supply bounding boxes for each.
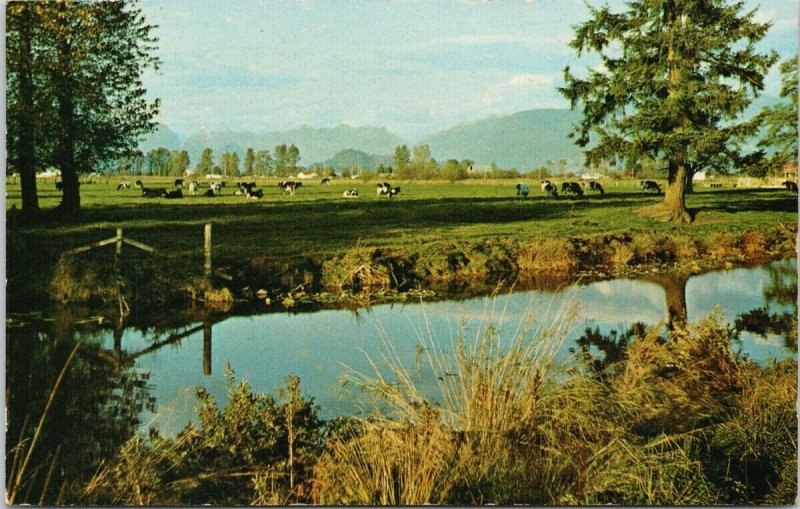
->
[421,109,583,169]
[315,149,393,170]
[138,123,181,154]
[179,125,405,167]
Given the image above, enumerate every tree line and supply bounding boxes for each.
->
[113,144,302,178]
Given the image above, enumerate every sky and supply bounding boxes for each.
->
[140,0,798,141]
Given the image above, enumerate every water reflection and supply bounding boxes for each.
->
[6,319,154,504]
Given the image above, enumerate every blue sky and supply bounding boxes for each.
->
[140,0,798,141]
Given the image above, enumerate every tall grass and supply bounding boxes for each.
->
[314,299,796,505]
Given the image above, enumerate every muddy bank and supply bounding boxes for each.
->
[23,224,795,316]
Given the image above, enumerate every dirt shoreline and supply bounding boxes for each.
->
[19,224,795,318]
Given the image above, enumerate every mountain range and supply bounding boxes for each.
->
[139,97,780,171]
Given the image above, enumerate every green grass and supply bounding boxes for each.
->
[7,176,797,264]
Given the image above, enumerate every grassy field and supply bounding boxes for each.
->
[7,176,798,262]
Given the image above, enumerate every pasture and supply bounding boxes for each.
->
[7,176,798,265]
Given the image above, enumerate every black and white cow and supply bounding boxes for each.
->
[640,180,661,193]
[165,189,183,199]
[540,180,552,192]
[588,181,605,195]
[142,187,167,198]
[343,188,359,198]
[174,178,185,188]
[516,183,530,199]
[376,182,392,196]
[281,181,302,195]
[188,180,200,195]
[246,188,264,199]
[561,181,584,196]
[134,179,144,190]
[320,177,331,185]
[203,188,216,197]
[388,186,401,198]
[117,181,131,191]
[782,180,798,193]
[544,182,559,198]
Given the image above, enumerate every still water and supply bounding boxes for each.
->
[84,259,797,435]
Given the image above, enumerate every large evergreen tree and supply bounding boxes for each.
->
[560,0,776,223]
[757,58,798,171]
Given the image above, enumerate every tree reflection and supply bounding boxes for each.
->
[6,318,154,504]
[645,272,690,330]
[571,322,650,380]
[734,262,798,351]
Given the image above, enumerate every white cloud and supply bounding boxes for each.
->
[438,34,529,45]
[508,73,553,87]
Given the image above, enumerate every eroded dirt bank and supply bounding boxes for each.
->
[25,224,796,317]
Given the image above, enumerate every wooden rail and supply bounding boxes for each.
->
[62,228,154,257]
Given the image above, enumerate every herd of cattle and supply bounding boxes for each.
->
[58,176,799,200]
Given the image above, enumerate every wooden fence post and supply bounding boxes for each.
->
[204,223,212,279]
[115,228,123,257]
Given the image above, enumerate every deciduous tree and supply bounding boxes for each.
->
[6,1,161,219]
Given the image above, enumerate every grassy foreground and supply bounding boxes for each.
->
[6,177,798,307]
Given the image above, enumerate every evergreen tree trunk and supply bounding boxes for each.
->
[54,24,81,218]
[638,158,692,223]
[16,7,39,220]
[637,11,691,224]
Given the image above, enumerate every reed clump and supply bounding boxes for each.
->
[313,303,796,505]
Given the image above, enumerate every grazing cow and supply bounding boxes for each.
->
[55,181,63,191]
[210,181,226,193]
[320,177,331,185]
[640,180,661,193]
[142,187,167,198]
[189,180,200,195]
[516,183,530,199]
[540,180,552,192]
[588,181,605,195]
[376,182,391,196]
[134,179,144,190]
[174,178,184,188]
[281,181,302,195]
[388,186,401,198]
[117,181,131,191]
[343,188,359,198]
[561,181,584,197]
[782,181,798,193]
[544,182,559,198]
[165,189,183,199]
[203,188,216,197]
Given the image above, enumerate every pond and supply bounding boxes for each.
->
[6,259,797,485]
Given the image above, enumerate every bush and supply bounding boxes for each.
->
[83,368,325,505]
